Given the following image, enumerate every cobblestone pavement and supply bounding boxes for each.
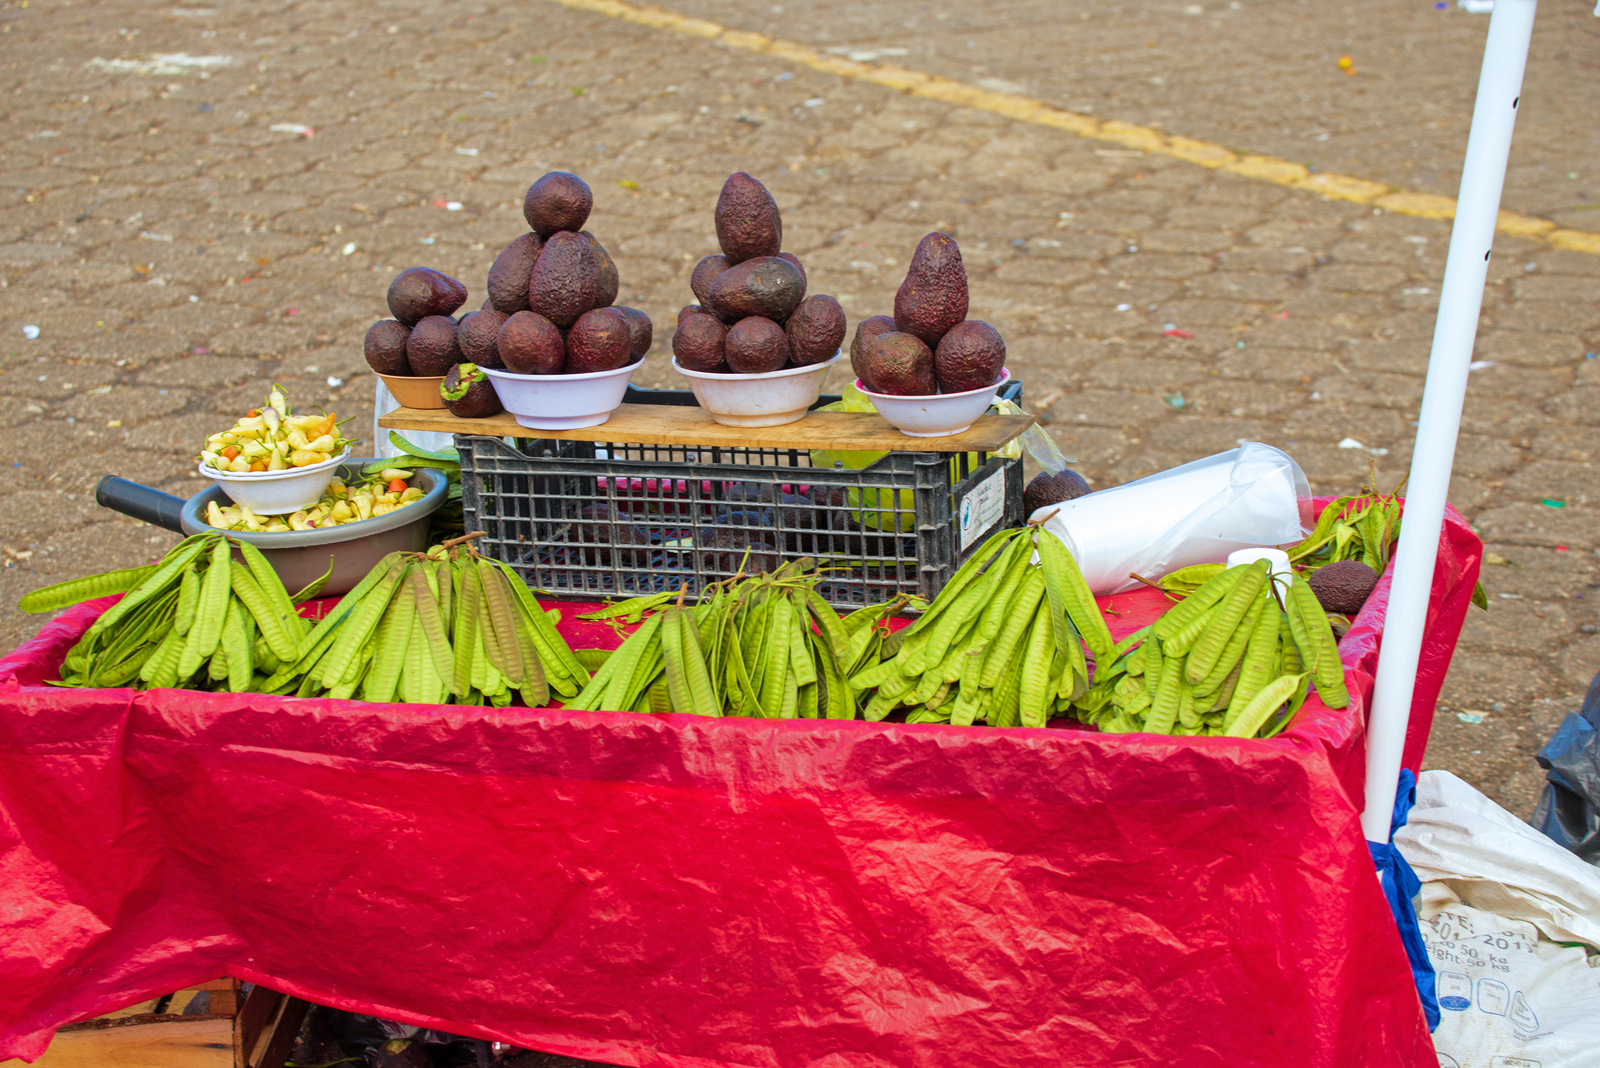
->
[1,0,1597,817]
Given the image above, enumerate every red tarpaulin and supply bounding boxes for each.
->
[0,504,1480,1067]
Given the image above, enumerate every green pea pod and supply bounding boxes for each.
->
[387,431,460,463]
[1183,561,1269,683]
[290,559,335,606]
[1149,563,1244,645]
[578,592,674,622]
[1223,673,1307,739]
[1035,528,1114,664]
[178,539,233,679]
[1158,562,1226,594]
[221,597,254,693]
[1143,651,1184,734]
[977,569,1045,689]
[1224,600,1283,730]
[19,564,160,614]
[85,535,212,640]
[1018,612,1054,729]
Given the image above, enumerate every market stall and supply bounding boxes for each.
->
[0,489,1478,1066]
[0,155,1494,1068]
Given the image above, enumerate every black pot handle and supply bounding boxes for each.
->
[95,476,187,533]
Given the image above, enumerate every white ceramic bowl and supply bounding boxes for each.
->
[196,448,350,515]
[673,352,842,428]
[482,361,641,430]
[856,368,1010,437]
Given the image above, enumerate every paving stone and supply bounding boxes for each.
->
[1457,599,1571,658]
[1476,504,1599,551]
[1501,461,1599,507]
[1475,330,1589,369]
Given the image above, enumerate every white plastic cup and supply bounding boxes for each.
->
[1227,547,1293,580]
[481,361,641,430]
[196,448,350,515]
[855,369,1010,437]
[673,352,841,427]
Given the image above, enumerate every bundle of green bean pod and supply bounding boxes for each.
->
[253,539,587,705]
[22,531,326,692]
[565,561,896,718]
[1070,559,1350,738]
[24,531,584,706]
[846,524,1115,727]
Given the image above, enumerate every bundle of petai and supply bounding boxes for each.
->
[1072,560,1350,738]
[566,560,903,719]
[847,524,1114,727]
[23,531,329,692]
[24,532,584,707]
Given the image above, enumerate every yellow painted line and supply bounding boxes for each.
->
[547,0,1600,257]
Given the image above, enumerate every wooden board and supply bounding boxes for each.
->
[379,403,1034,453]
[98,983,229,1020]
[11,1018,232,1068]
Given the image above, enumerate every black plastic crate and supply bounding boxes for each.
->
[457,383,1025,609]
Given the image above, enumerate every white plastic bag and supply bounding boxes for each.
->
[1033,442,1311,595]
[373,380,457,460]
[1398,771,1600,949]
[1396,771,1600,1068]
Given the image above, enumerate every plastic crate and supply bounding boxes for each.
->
[458,382,1025,609]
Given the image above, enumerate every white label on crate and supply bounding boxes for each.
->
[959,467,1005,552]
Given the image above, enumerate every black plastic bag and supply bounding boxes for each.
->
[1530,670,1600,862]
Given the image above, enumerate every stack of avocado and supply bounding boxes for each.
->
[361,171,655,418]
[364,266,469,378]
[673,173,848,374]
[475,172,652,377]
[851,233,1007,397]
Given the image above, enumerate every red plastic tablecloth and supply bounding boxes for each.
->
[0,504,1480,1067]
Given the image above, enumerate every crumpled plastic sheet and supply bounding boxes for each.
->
[0,502,1480,1067]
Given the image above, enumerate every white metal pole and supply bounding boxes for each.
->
[1360,0,1538,843]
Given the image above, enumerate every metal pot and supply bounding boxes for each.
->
[95,458,448,596]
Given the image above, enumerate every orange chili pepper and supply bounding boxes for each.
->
[387,478,408,494]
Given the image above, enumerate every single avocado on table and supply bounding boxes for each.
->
[893,232,969,349]
[690,254,730,303]
[386,266,467,326]
[1308,559,1379,615]
[497,310,565,375]
[440,362,503,418]
[364,319,412,375]
[934,320,1006,393]
[523,171,594,237]
[486,232,542,314]
[786,295,847,366]
[724,315,790,374]
[405,315,462,376]
[849,315,897,390]
[1024,470,1092,516]
[714,172,783,264]
[863,331,936,396]
[527,231,598,328]
[673,310,730,373]
[706,255,806,323]
[457,308,508,369]
[566,307,633,373]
